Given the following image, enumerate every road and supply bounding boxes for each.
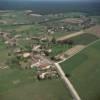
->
[55,63,81,100]
[57,30,84,41]
[54,39,100,100]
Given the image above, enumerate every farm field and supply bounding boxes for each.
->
[50,44,69,57]
[52,31,71,38]
[0,68,71,100]
[60,40,100,100]
[70,33,99,45]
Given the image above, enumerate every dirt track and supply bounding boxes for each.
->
[55,63,81,100]
[57,30,84,41]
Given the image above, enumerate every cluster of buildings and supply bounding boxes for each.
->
[45,16,96,35]
[2,33,58,80]
[14,46,58,80]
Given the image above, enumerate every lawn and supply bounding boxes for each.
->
[0,68,72,100]
[60,40,100,100]
[70,33,99,45]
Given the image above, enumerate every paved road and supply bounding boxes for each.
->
[55,63,81,100]
[57,31,84,41]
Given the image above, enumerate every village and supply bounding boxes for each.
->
[0,10,97,81]
[0,29,84,80]
[0,31,58,80]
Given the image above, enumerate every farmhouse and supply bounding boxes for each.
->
[14,48,22,53]
[32,45,41,52]
[23,52,31,58]
[37,70,58,80]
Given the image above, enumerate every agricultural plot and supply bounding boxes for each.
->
[51,31,71,38]
[60,40,100,100]
[50,44,70,57]
[70,33,99,45]
[0,68,71,100]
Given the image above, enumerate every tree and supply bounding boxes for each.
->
[44,50,49,56]
[67,40,74,48]
[65,73,70,78]
[51,37,56,44]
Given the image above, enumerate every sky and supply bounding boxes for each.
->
[1,0,100,1]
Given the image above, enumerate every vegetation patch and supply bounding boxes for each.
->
[50,44,69,57]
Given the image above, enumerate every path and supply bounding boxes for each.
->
[57,31,84,41]
[55,63,81,100]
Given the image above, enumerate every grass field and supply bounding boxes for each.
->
[52,31,71,38]
[0,40,9,63]
[0,24,45,36]
[70,33,99,45]
[60,40,100,100]
[50,44,70,57]
[0,68,72,100]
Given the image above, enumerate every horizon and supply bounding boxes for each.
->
[0,0,100,2]
[0,0,100,15]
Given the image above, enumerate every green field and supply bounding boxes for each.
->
[70,33,99,45]
[0,40,9,64]
[0,24,45,36]
[60,40,100,100]
[50,44,69,57]
[0,68,72,100]
[52,31,70,38]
